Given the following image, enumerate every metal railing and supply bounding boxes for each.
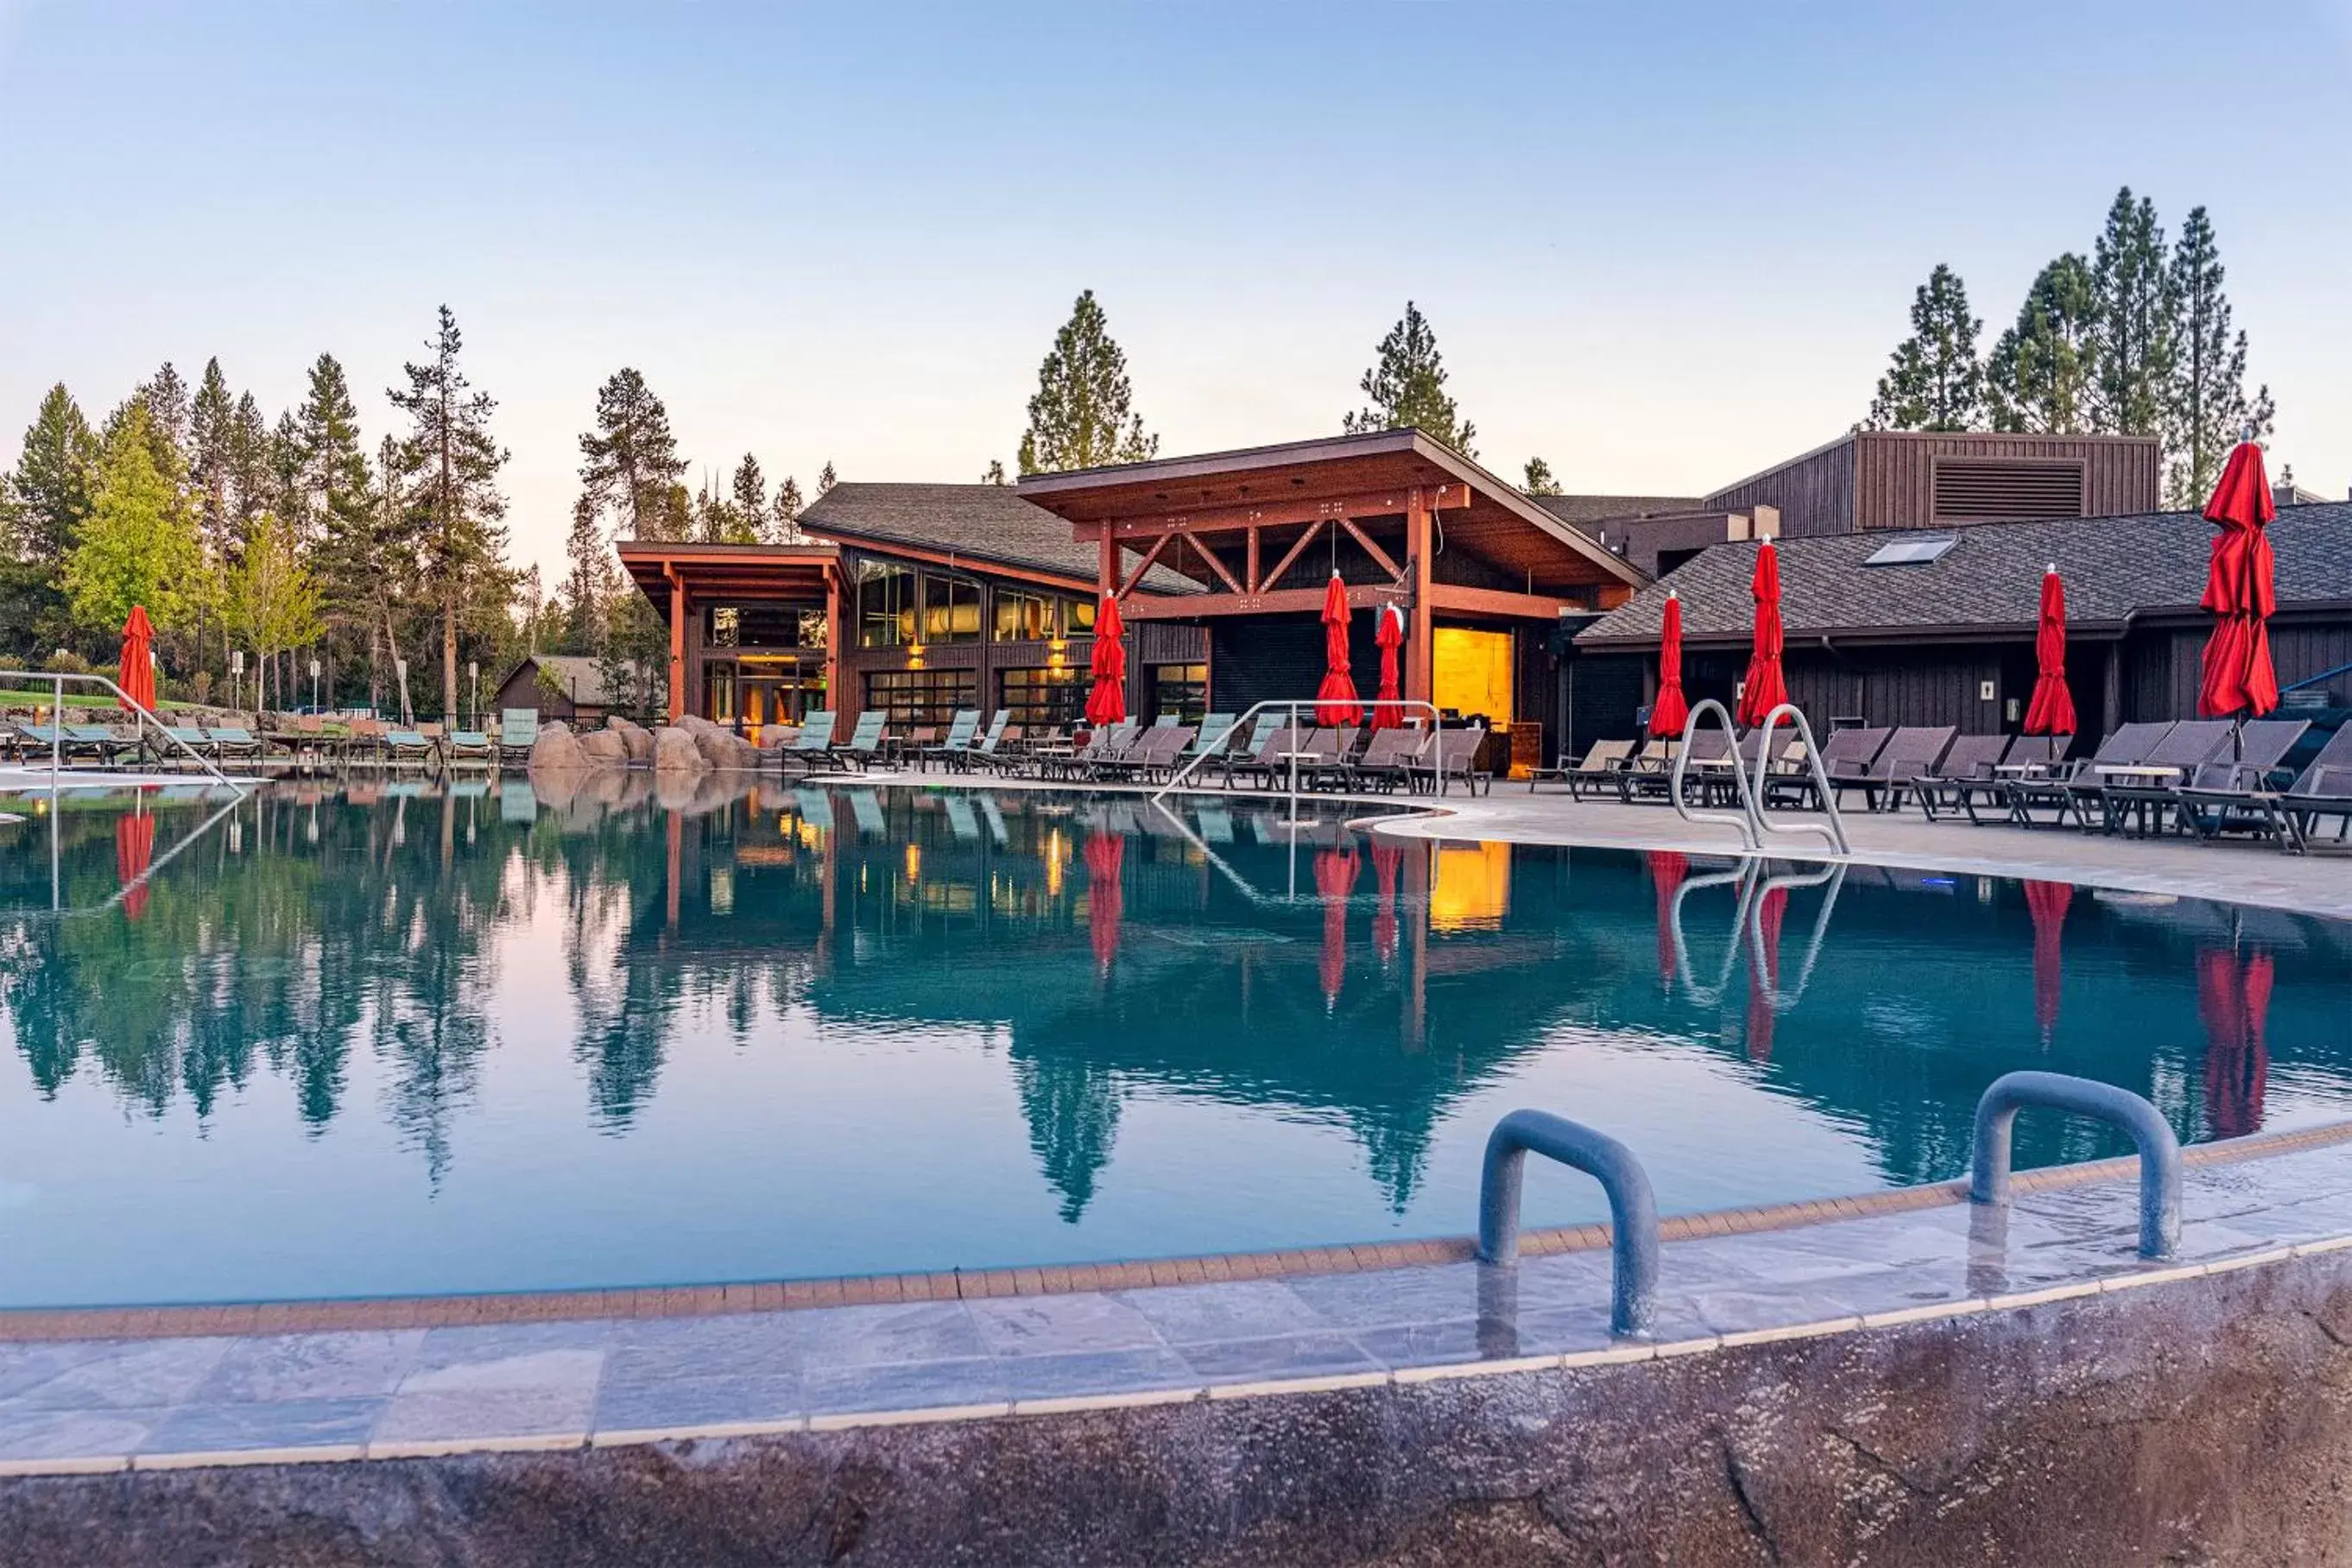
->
[1149,699,1449,825]
[1742,860,1848,1014]
[1669,699,1761,850]
[1970,1071,2182,1259]
[1748,703,1851,855]
[2,670,247,790]
[1477,1110,1660,1337]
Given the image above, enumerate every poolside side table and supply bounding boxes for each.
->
[2094,763,2183,837]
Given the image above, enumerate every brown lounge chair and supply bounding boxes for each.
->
[1910,734,2008,820]
[1425,724,1490,796]
[2271,724,2352,852]
[2004,721,2173,828]
[1848,725,1956,812]
[1529,737,1630,795]
[1763,726,1887,811]
[2091,720,2235,835]
[1347,725,1430,793]
[2159,718,2317,843]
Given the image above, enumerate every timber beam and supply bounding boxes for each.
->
[1118,585,1412,622]
[1070,483,1470,542]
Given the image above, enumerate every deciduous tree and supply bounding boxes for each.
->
[1864,263,1982,432]
[1017,290,1159,474]
[1987,254,2098,433]
[62,401,202,635]
[224,510,324,711]
[1344,301,1476,456]
[2164,205,2273,507]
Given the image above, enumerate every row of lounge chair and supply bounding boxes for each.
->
[1536,718,2352,852]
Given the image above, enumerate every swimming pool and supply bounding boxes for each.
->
[0,777,2345,1309]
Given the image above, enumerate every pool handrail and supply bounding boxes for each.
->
[1748,703,1851,855]
[1743,860,1849,1014]
[1671,699,1761,850]
[0,668,246,790]
[1477,1109,1660,1337]
[1969,1071,2181,1259]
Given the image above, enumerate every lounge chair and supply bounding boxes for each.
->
[2273,724,2352,852]
[1764,726,1888,810]
[1350,725,1432,793]
[498,708,540,766]
[919,709,983,771]
[776,711,842,773]
[2003,722,2173,828]
[1607,737,1680,802]
[1162,712,1238,783]
[1530,737,1631,795]
[1097,724,1194,783]
[1847,725,1957,812]
[205,724,265,766]
[156,724,218,769]
[1220,722,1301,789]
[380,728,439,769]
[1647,726,1736,806]
[1425,724,1490,795]
[1911,734,2011,821]
[444,730,494,767]
[1059,722,1139,781]
[2148,719,2311,842]
[2089,720,2235,835]
[966,713,1023,773]
[831,711,889,771]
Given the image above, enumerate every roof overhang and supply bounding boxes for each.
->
[616,541,840,608]
[1015,428,1647,594]
[793,522,1110,596]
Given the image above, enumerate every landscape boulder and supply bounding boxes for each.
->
[690,725,759,770]
[653,725,709,774]
[576,729,630,767]
[606,715,654,763]
[528,721,588,775]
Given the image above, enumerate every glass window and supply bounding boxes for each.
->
[1150,662,1208,724]
[708,607,742,648]
[864,667,977,730]
[993,588,1058,643]
[857,562,915,648]
[1002,667,1085,731]
[1067,596,1097,634]
[920,571,982,644]
[707,663,737,724]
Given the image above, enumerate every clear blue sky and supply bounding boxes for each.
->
[3,1,2345,580]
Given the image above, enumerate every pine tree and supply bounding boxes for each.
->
[766,476,806,544]
[3,383,99,561]
[1016,289,1160,474]
[2164,205,2274,507]
[1864,263,1983,431]
[818,461,837,496]
[730,453,767,522]
[389,306,509,723]
[1986,255,2098,433]
[562,495,616,652]
[136,363,191,466]
[2087,187,2173,436]
[188,359,238,550]
[226,391,274,528]
[980,458,1008,485]
[62,401,203,634]
[294,354,379,699]
[1343,301,1476,456]
[1521,457,1561,495]
[578,368,688,541]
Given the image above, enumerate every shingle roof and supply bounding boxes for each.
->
[506,654,616,705]
[798,482,1193,592]
[1531,494,1705,528]
[1577,503,2352,648]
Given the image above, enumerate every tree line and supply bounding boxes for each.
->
[0,306,515,721]
[1863,187,2274,506]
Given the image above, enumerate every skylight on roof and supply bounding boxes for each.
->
[1863,535,1957,566]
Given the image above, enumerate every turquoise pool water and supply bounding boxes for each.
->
[0,777,2346,1309]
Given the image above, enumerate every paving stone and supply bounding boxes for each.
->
[0,1338,231,1411]
[1286,1264,1485,1330]
[374,1385,595,1445]
[193,1331,423,1405]
[800,1356,1008,1416]
[968,1294,1163,1356]
[1000,1349,1198,1401]
[0,1405,161,1462]
[593,1374,805,1434]
[790,1302,985,1369]
[1176,1332,1384,1381]
[606,1315,800,1382]
[1116,1280,1331,1344]
[141,1398,384,1455]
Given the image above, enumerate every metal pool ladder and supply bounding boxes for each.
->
[1669,699,1761,850]
[1668,700,1850,856]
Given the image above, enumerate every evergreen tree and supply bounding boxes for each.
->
[817,460,837,496]
[1521,457,1561,495]
[1986,254,2098,433]
[188,358,238,551]
[268,410,306,523]
[1864,263,1983,431]
[730,453,767,522]
[389,306,509,723]
[1343,301,1476,456]
[294,354,380,699]
[692,481,756,544]
[562,495,615,652]
[3,383,100,561]
[135,363,191,467]
[578,368,688,541]
[226,391,274,528]
[980,458,1008,485]
[62,401,203,634]
[1016,289,1159,474]
[2087,187,2173,436]
[2164,205,2274,507]
[765,475,806,544]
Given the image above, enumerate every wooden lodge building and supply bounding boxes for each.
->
[609,423,2350,765]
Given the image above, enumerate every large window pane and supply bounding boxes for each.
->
[1001,666,1084,731]
[857,563,914,648]
[920,572,982,644]
[863,667,977,729]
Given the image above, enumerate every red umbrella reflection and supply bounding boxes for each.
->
[2197,440,2280,718]
[2197,947,2273,1140]
[115,808,155,920]
[1369,840,1402,965]
[1647,850,1690,985]
[1084,831,1123,975]
[1744,884,1786,1062]
[1736,540,1787,728]
[1314,844,1359,1007]
[2021,879,2073,1043]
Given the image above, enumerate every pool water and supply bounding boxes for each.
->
[0,778,2345,1309]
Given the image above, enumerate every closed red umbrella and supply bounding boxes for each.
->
[2022,567,2076,737]
[2021,879,2073,1042]
[1647,850,1690,985]
[115,807,155,921]
[2197,946,2273,1139]
[1314,573,1363,724]
[1735,540,1787,728]
[1085,593,1127,726]
[117,605,155,714]
[1084,830,1123,974]
[1369,605,1405,730]
[1315,844,1358,1006]
[1369,839,1402,965]
[1744,884,1786,1062]
[2197,440,2279,718]
[1650,591,1689,737]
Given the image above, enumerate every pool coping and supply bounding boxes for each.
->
[8,1118,2347,1344]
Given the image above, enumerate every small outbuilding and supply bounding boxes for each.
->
[490,654,622,726]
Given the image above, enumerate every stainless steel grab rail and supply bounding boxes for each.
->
[1748,702,1849,855]
[1970,1072,2181,1259]
[1668,699,1761,850]
[1477,1109,1660,1337]
[2,669,249,790]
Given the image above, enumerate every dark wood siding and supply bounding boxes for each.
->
[1704,433,2159,539]
[1704,438,1856,538]
[1567,654,1645,756]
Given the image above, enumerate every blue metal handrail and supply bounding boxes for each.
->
[1969,1071,2182,1259]
[1477,1110,1660,1337]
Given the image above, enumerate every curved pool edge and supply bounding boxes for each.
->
[9,1116,2347,1344]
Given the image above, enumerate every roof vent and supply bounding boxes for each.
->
[1863,536,1958,566]
[1932,459,2086,522]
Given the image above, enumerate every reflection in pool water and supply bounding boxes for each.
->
[0,777,2344,1308]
